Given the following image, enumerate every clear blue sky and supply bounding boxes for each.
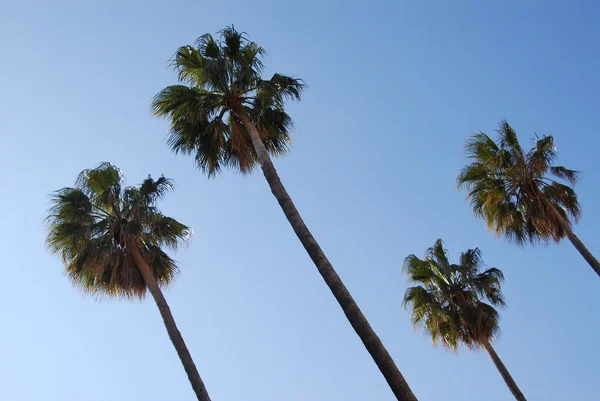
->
[1,1,599,400]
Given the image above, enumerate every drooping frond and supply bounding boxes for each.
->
[256,74,306,107]
[147,213,192,249]
[46,188,98,263]
[460,301,501,347]
[550,166,580,185]
[222,112,256,174]
[469,268,505,308]
[250,104,294,154]
[151,85,224,123]
[542,182,581,222]
[173,118,229,176]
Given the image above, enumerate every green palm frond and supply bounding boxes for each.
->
[464,133,500,164]
[172,46,207,86]
[459,120,580,245]
[459,301,501,348]
[458,248,483,276]
[542,182,581,221]
[403,239,504,351]
[152,86,222,123]
[46,163,191,299]
[403,254,436,284]
[527,135,557,177]
[426,239,450,270]
[152,26,304,177]
[470,268,505,308]
[147,213,191,249]
[497,120,523,158]
[256,74,306,107]
[550,166,579,185]
[196,34,220,58]
[139,176,175,201]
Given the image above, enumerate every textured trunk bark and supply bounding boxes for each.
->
[543,197,600,277]
[235,109,418,401]
[130,244,212,401]
[482,340,527,401]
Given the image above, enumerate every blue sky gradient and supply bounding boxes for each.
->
[1,1,599,400]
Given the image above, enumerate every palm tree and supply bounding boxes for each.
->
[151,26,418,401]
[458,120,600,277]
[46,163,211,401]
[403,239,527,401]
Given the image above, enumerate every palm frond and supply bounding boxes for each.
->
[139,176,175,202]
[256,74,306,105]
[220,25,245,61]
[178,118,228,177]
[426,239,449,271]
[550,165,580,185]
[147,213,192,249]
[151,85,223,122]
[527,135,556,177]
[464,132,500,163]
[403,254,435,284]
[195,34,221,58]
[75,162,122,209]
[543,182,581,222]
[171,46,207,86]
[497,120,523,157]
[47,188,95,225]
[251,106,293,155]
[458,248,483,275]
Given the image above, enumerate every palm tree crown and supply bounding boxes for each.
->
[152,26,305,176]
[458,120,580,245]
[46,163,190,298]
[403,239,505,350]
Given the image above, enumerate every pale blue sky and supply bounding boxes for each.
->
[1,1,599,400]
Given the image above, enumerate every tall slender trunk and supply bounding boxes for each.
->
[130,243,212,401]
[543,197,600,277]
[482,340,527,401]
[235,109,418,401]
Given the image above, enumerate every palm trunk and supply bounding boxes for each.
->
[543,197,600,277]
[482,340,527,401]
[235,109,418,401]
[130,244,212,401]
